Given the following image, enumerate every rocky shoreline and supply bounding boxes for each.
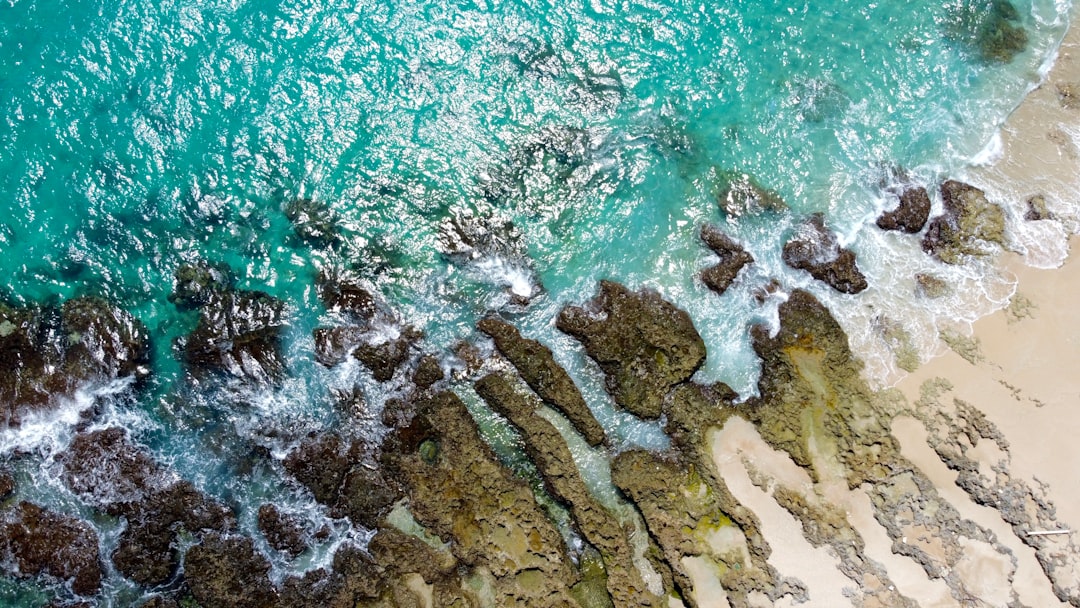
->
[1,182,1074,605]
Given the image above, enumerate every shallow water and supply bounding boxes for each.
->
[0,0,1076,603]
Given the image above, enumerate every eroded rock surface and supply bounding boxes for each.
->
[557,281,706,419]
[478,316,605,446]
[0,296,150,425]
[0,501,102,596]
[699,224,754,295]
[922,180,1008,264]
[184,532,277,608]
[475,372,662,606]
[782,214,868,294]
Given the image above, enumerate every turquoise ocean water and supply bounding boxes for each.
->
[0,0,1075,603]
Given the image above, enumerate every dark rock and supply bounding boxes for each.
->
[922,180,1007,265]
[112,480,235,586]
[782,214,868,294]
[699,224,754,294]
[315,269,376,320]
[339,466,403,529]
[876,187,931,233]
[283,434,355,506]
[62,428,235,587]
[1057,83,1080,110]
[715,171,787,218]
[557,281,706,419]
[257,504,308,557]
[0,501,102,596]
[0,472,14,500]
[1024,195,1055,221]
[283,434,400,529]
[313,326,366,367]
[478,316,605,446]
[182,289,288,383]
[411,354,444,391]
[136,596,179,608]
[354,328,420,382]
[285,198,339,246]
[184,532,277,608]
[169,262,234,310]
[0,297,150,425]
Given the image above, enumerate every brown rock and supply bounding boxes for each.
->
[557,281,706,419]
[782,214,868,294]
[699,224,754,295]
[478,316,605,446]
[184,532,277,608]
[922,180,1007,264]
[0,501,102,596]
[876,186,931,233]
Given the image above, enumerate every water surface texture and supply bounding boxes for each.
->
[0,0,1073,603]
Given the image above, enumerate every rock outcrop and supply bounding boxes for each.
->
[922,180,1007,264]
[557,281,706,419]
[478,316,605,446]
[0,297,150,424]
[698,224,754,295]
[61,428,235,587]
[0,501,102,596]
[782,214,868,294]
[876,186,931,233]
[184,532,277,608]
[474,372,663,606]
[173,263,288,383]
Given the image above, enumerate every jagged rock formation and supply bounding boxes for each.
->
[876,186,932,233]
[922,180,1008,264]
[478,316,606,446]
[557,281,706,419]
[60,428,235,587]
[782,214,868,294]
[173,262,289,384]
[699,224,754,295]
[0,296,150,424]
[475,372,663,606]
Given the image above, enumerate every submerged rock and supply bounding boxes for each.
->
[184,532,277,608]
[715,171,787,218]
[699,224,754,295]
[557,281,706,419]
[922,180,1007,264]
[478,316,606,446]
[782,214,868,294]
[0,501,102,596]
[876,186,931,233]
[285,198,339,246]
[0,297,150,425]
[945,0,1028,63]
[315,268,376,320]
[169,262,234,311]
